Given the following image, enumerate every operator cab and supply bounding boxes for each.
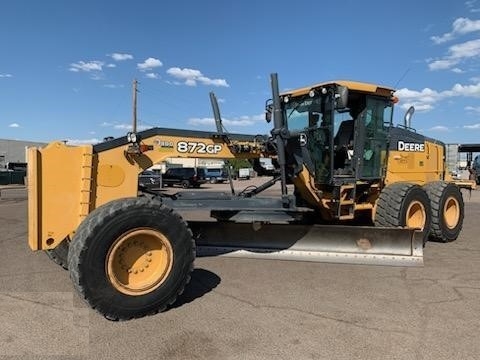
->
[279,81,395,186]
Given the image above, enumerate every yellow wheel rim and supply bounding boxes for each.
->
[106,228,173,296]
[406,200,426,230]
[444,196,460,229]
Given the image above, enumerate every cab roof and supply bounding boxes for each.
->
[281,80,395,98]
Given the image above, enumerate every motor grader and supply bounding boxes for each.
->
[27,73,470,320]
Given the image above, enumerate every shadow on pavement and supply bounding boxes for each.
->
[170,268,221,309]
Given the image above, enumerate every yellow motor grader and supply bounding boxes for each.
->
[27,73,471,320]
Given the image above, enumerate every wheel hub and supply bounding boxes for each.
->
[106,228,173,296]
[406,201,426,230]
[444,196,460,229]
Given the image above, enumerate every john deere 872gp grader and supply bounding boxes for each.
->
[27,73,471,320]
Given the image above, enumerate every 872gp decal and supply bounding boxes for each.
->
[177,141,223,154]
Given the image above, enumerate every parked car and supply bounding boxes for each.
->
[138,170,162,190]
[203,168,227,183]
[237,168,251,180]
[162,167,206,188]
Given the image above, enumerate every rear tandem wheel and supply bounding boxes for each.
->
[67,197,195,320]
[423,181,464,243]
[374,183,432,244]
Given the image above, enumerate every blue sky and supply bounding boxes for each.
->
[1,0,480,145]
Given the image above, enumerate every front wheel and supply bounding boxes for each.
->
[375,183,432,244]
[68,197,195,320]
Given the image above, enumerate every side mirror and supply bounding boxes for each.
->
[404,106,415,128]
[265,99,273,123]
[335,85,348,109]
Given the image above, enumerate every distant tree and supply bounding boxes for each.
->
[225,159,251,172]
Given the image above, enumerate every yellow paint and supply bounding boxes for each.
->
[28,132,265,250]
[27,142,93,250]
[443,196,460,229]
[97,164,125,187]
[282,80,394,98]
[106,228,173,296]
[405,200,426,229]
[385,140,444,186]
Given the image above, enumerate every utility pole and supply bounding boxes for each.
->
[132,79,138,133]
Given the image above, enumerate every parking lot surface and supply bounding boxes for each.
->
[0,181,479,359]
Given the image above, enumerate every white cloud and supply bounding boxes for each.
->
[166,67,229,87]
[113,124,151,131]
[103,84,124,89]
[8,123,20,128]
[464,123,480,129]
[100,121,149,131]
[188,118,218,126]
[466,0,480,13]
[106,63,116,68]
[0,73,13,78]
[69,60,104,72]
[428,17,480,71]
[137,57,163,71]
[428,39,480,71]
[449,82,480,96]
[395,80,480,112]
[89,73,105,81]
[188,113,263,127]
[449,38,480,58]
[66,138,100,145]
[429,125,449,132]
[110,53,133,61]
[451,67,465,73]
[431,17,480,44]
[217,98,226,103]
[465,105,480,113]
[145,73,160,79]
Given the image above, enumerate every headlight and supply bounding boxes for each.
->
[127,132,137,143]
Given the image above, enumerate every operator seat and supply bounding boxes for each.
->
[334,120,354,148]
[333,120,354,172]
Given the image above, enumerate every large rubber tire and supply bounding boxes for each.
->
[68,197,195,320]
[45,238,70,270]
[423,181,464,243]
[181,180,190,189]
[375,183,432,244]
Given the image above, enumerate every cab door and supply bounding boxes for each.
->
[353,98,391,180]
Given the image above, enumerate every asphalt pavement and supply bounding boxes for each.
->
[0,181,479,360]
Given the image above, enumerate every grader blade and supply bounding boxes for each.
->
[190,222,423,267]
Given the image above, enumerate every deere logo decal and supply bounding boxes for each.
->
[397,141,425,152]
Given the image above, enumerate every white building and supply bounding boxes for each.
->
[0,139,47,169]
